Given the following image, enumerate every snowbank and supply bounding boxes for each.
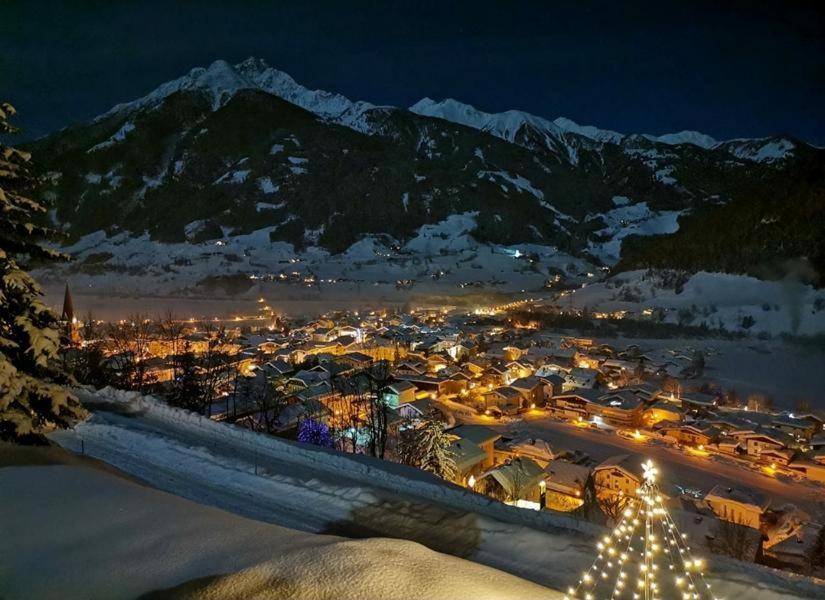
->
[0,464,561,600]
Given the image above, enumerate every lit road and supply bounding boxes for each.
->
[486,412,824,514]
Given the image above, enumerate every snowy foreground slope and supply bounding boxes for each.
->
[0,465,561,600]
[42,388,825,599]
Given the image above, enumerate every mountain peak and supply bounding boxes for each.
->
[646,130,718,149]
[409,97,633,153]
[95,58,379,130]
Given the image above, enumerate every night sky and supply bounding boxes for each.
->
[2,0,823,143]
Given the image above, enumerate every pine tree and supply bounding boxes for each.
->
[400,409,457,482]
[0,102,85,441]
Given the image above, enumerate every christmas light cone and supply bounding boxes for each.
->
[565,460,720,600]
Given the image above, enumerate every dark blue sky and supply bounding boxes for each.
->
[2,0,823,143]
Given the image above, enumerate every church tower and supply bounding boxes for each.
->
[61,282,75,324]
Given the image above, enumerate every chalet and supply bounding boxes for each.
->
[449,438,487,483]
[600,358,641,376]
[643,402,684,427]
[574,351,600,370]
[500,436,557,466]
[772,414,820,441]
[593,455,643,499]
[534,363,570,378]
[383,381,418,408]
[588,391,644,427]
[506,360,533,380]
[465,357,489,376]
[657,423,719,447]
[542,374,566,397]
[449,339,478,361]
[759,447,796,466]
[287,369,329,390]
[338,351,373,369]
[786,460,825,483]
[448,425,501,469]
[624,382,663,402]
[394,361,427,376]
[764,522,824,569]
[397,398,433,422]
[810,432,825,453]
[311,327,336,342]
[484,386,526,415]
[394,374,451,397]
[544,459,592,509]
[704,485,769,529]
[275,397,332,431]
[549,390,599,421]
[679,392,718,411]
[564,367,599,391]
[479,457,547,507]
[331,325,361,340]
[545,347,576,367]
[509,376,549,407]
[263,360,294,378]
[714,436,743,456]
[740,429,795,461]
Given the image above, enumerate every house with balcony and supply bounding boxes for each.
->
[593,455,643,499]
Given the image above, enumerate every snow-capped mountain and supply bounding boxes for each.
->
[97,58,387,134]
[28,58,825,287]
[409,97,625,145]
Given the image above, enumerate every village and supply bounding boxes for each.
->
[59,288,825,577]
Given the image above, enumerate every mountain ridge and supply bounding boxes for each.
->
[27,57,825,284]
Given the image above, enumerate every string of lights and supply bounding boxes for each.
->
[565,460,720,600]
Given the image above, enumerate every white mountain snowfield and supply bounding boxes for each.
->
[26,387,825,599]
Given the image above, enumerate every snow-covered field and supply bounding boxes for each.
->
[0,463,563,600]
[35,214,590,311]
[562,269,825,336]
[37,387,825,599]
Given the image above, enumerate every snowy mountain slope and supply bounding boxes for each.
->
[29,58,825,284]
[40,387,825,599]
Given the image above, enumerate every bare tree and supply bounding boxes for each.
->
[198,322,235,417]
[158,311,185,380]
[329,371,362,453]
[105,314,155,393]
[598,493,632,526]
[256,372,289,432]
[364,360,392,459]
[709,518,757,561]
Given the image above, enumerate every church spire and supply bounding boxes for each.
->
[61,282,75,324]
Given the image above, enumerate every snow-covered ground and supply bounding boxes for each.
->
[39,388,825,599]
[585,199,682,264]
[35,213,593,318]
[0,464,562,600]
[562,269,825,336]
